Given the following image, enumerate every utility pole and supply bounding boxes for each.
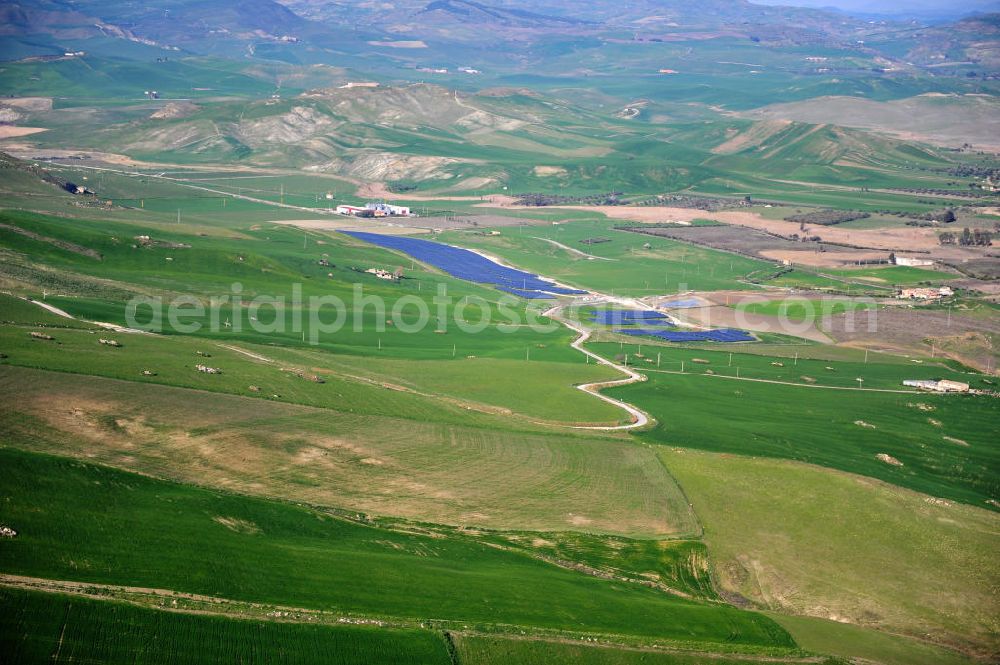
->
[864,348,869,364]
[794,352,798,366]
[657,352,661,367]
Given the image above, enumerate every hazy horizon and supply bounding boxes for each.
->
[751,0,999,17]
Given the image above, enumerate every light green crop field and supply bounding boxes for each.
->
[758,264,957,293]
[588,340,983,392]
[822,265,960,285]
[0,210,592,362]
[770,614,977,665]
[761,269,893,294]
[438,220,772,295]
[0,322,622,425]
[733,298,882,322]
[0,587,451,665]
[660,449,999,658]
[0,448,795,650]
[0,365,695,538]
[596,346,999,509]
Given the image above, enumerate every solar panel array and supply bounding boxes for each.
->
[499,288,556,299]
[591,310,671,326]
[342,231,586,296]
[660,298,701,309]
[618,328,755,343]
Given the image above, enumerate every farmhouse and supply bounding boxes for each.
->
[365,267,398,280]
[336,202,412,217]
[903,379,970,393]
[899,286,953,300]
[365,202,411,217]
[893,256,935,267]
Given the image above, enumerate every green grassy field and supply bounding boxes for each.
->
[3,20,999,665]
[0,448,795,650]
[452,634,822,665]
[0,587,451,665]
[661,449,998,658]
[822,265,959,285]
[770,614,977,665]
[588,340,983,391]
[439,220,771,296]
[0,210,590,361]
[0,322,621,425]
[0,365,696,538]
[733,298,882,322]
[597,347,999,509]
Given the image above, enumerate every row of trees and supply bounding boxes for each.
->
[939,228,993,246]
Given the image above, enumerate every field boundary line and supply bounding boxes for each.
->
[0,574,816,662]
[528,236,618,261]
[640,367,921,393]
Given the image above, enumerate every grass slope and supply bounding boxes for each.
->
[453,634,822,665]
[0,587,450,665]
[661,449,999,658]
[0,365,696,537]
[600,353,999,509]
[0,448,794,649]
[771,614,977,665]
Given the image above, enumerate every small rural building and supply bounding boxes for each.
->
[336,203,411,217]
[899,286,953,300]
[903,379,970,393]
[365,268,396,280]
[365,202,410,217]
[894,256,935,267]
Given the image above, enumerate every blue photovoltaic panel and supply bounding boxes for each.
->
[591,310,670,325]
[499,288,556,299]
[618,328,755,343]
[342,231,587,295]
[661,298,701,309]
[545,286,589,295]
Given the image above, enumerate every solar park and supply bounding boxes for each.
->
[343,230,757,342]
[590,310,672,325]
[619,328,756,343]
[342,231,587,297]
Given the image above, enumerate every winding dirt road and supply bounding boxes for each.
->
[544,305,652,431]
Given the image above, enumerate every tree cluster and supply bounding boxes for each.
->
[940,228,993,246]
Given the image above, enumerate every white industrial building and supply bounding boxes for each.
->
[893,256,935,267]
[903,379,970,393]
[365,202,411,217]
[335,203,411,217]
